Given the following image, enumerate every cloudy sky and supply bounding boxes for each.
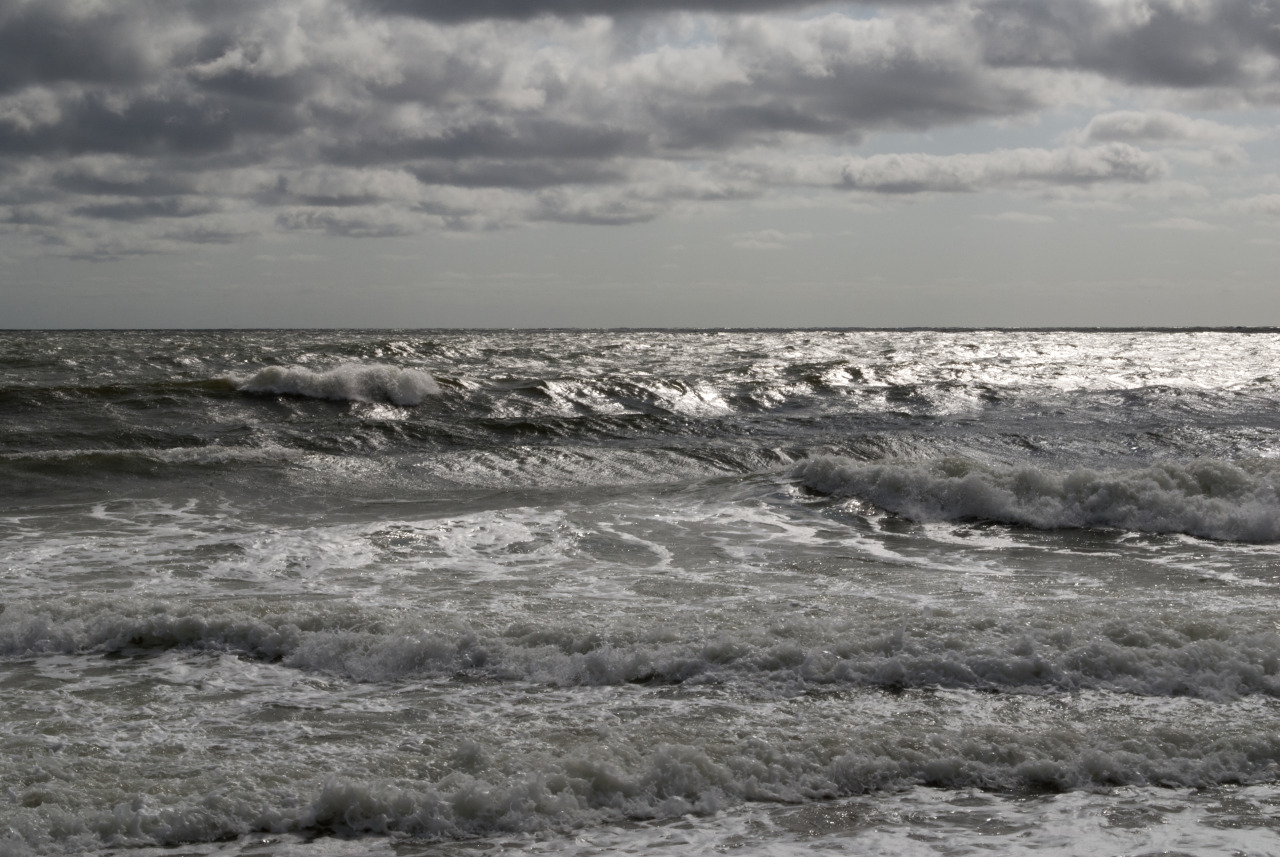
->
[2,0,1279,327]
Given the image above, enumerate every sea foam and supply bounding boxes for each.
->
[237,363,439,405]
[795,457,1280,543]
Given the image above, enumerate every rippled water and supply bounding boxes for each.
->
[2,329,1279,855]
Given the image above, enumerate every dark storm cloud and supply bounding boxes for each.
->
[73,198,217,222]
[163,225,253,244]
[254,175,389,208]
[0,0,1270,258]
[410,159,626,189]
[51,170,195,198]
[324,119,649,165]
[276,208,417,237]
[0,1,159,94]
[650,48,1041,151]
[190,68,318,104]
[279,191,388,207]
[0,93,239,156]
[363,0,847,22]
[0,205,59,226]
[976,0,1280,91]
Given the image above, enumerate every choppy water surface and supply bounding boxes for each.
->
[2,329,1279,856]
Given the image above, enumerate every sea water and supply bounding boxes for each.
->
[1,329,1278,856]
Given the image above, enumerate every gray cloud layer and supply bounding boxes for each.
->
[0,0,1276,258]
[365,0,837,20]
[976,0,1280,93]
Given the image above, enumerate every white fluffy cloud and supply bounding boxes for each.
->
[1077,110,1269,145]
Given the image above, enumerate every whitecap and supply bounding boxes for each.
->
[236,364,439,406]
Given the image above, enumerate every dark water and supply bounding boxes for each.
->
[2,329,1279,856]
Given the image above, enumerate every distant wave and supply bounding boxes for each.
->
[236,363,440,405]
[795,456,1280,542]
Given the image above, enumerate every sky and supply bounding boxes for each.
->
[2,0,1280,328]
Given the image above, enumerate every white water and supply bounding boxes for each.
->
[4,329,1280,856]
[237,363,440,405]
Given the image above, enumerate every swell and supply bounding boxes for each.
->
[0,377,238,405]
[0,444,299,475]
[4,360,1277,475]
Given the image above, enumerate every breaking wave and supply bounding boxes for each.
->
[6,602,1280,852]
[27,741,1280,852]
[236,364,440,405]
[4,601,1278,701]
[795,457,1280,543]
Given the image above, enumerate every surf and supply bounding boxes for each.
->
[236,363,440,405]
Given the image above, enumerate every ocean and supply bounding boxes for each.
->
[2,328,1279,856]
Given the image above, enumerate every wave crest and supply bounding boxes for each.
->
[237,363,439,405]
[795,457,1280,542]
